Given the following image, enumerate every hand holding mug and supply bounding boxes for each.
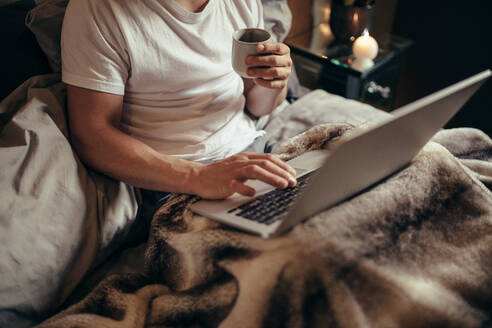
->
[245,42,292,90]
[232,28,292,90]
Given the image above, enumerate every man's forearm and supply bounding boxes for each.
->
[71,124,202,193]
[71,124,297,199]
[245,81,288,117]
[242,41,292,117]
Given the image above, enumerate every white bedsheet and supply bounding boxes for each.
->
[0,74,138,327]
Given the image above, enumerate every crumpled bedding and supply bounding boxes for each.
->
[0,74,386,327]
[35,112,492,326]
[2,73,492,327]
[0,74,139,328]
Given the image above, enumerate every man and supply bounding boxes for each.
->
[61,0,297,207]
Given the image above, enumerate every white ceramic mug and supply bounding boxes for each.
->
[232,28,271,78]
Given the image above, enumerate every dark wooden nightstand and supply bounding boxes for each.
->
[286,27,413,111]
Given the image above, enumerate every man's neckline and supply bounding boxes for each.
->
[163,0,214,23]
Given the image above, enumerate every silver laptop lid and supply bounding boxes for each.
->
[276,69,491,234]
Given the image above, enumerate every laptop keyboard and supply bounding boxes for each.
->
[227,172,313,225]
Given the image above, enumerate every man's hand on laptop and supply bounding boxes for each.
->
[191,152,297,199]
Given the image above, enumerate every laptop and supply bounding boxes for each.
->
[191,70,491,238]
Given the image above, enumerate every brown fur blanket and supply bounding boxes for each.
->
[37,124,492,328]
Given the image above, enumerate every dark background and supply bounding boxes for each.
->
[390,0,492,136]
[0,1,51,101]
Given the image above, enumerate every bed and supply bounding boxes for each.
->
[1,1,492,327]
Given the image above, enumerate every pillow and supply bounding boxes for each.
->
[262,0,293,42]
[25,0,67,72]
[0,0,48,8]
[0,1,52,102]
[0,0,33,8]
[0,75,139,327]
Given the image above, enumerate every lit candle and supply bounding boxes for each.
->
[351,29,378,71]
[353,29,378,60]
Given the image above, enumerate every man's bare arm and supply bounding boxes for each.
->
[67,85,199,193]
[243,42,292,117]
[67,85,296,199]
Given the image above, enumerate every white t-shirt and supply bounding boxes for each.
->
[61,0,265,162]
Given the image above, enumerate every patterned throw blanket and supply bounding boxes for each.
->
[37,124,492,328]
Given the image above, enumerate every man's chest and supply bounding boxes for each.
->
[123,15,247,93]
